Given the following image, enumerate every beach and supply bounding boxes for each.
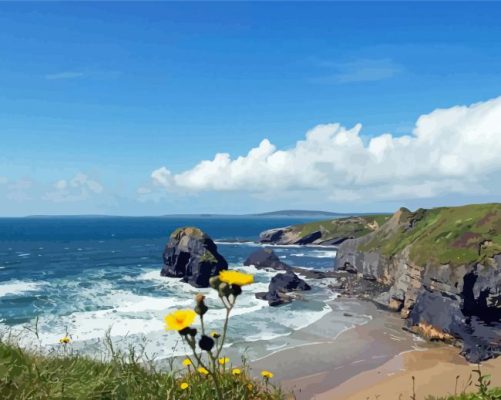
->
[251,298,500,400]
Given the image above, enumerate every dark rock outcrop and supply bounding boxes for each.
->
[335,207,501,362]
[256,270,311,306]
[244,248,290,271]
[161,227,228,288]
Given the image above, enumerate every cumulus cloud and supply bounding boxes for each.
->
[149,96,501,202]
[44,173,104,202]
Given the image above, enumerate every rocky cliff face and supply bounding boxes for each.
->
[161,227,228,288]
[336,205,501,362]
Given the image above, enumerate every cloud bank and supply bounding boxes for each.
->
[150,96,501,202]
[44,173,104,202]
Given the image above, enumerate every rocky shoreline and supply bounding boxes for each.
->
[258,204,501,363]
[160,204,500,363]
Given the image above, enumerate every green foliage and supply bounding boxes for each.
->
[200,250,217,263]
[426,387,501,400]
[0,340,285,400]
[295,214,391,240]
[359,203,501,267]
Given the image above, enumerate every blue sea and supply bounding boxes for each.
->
[0,216,346,360]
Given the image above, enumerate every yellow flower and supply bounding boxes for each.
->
[218,357,230,365]
[219,270,254,286]
[59,336,71,344]
[180,382,189,390]
[197,367,209,375]
[211,331,220,338]
[261,370,273,379]
[232,368,241,376]
[164,310,196,331]
[182,358,192,367]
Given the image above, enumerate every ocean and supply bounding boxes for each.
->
[0,216,359,361]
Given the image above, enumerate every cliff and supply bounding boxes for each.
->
[259,214,391,245]
[336,204,501,362]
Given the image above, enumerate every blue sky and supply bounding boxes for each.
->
[1,2,501,216]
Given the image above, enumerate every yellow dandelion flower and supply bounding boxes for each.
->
[261,370,273,379]
[59,336,71,344]
[197,367,209,375]
[180,382,189,390]
[211,331,220,338]
[219,270,254,286]
[182,358,192,367]
[232,368,241,376]
[218,357,230,365]
[164,310,196,331]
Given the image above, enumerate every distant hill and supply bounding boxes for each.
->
[251,210,345,217]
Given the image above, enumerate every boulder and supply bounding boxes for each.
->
[337,261,358,274]
[256,270,311,306]
[161,227,228,287]
[244,248,290,271]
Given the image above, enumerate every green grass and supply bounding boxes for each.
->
[294,214,392,241]
[358,203,501,267]
[427,388,501,400]
[0,340,285,400]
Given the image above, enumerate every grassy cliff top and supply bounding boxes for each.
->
[293,214,392,240]
[170,227,206,239]
[358,203,501,267]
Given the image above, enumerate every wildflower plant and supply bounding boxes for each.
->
[164,270,261,400]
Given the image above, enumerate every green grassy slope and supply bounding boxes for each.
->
[0,341,284,400]
[293,214,392,241]
[359,203,501,267]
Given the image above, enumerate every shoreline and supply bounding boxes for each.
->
[250,298,427,399]
[251,297,500,400]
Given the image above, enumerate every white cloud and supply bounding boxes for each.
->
[150,96,501,202]
[6,179,33,201]
[44,173,104,202]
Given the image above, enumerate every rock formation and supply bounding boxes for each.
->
[259,215,390,246]
[256,270,311,306]
[244,248,290,270]
[161,227,228,288]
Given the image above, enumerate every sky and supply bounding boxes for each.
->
[1,2,501,216]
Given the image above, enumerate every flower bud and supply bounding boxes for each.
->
[218,282,231,297]
[209,276,221,290]
[195,303,208,316]
[198,335,215,352]
[231,284,242,297]
[195,293,205,305]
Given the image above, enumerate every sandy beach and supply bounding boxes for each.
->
[251,298,500,400]
[316,346,501,400]
[250,298,426,399]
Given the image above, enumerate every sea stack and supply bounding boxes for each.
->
[161,227,228,288]
[244,248,291,271]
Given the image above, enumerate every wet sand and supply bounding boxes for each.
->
[254,297,500,400]
[250,298,426,399]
